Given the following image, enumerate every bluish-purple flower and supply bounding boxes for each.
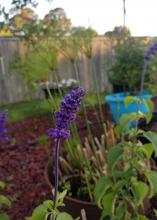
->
[144,42,157,61]
[141,42,157,93]
[48,87,85,139]
[48,129,70,139]
[48,88,85,214]
[0,109,9,142]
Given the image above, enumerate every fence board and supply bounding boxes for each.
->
[0,36,113,105]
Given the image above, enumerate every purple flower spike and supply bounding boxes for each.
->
[0,109,9,142]
[47,87,85,215]
[48,128,70,139]
[48,87,85,140]
[144,42,157,61]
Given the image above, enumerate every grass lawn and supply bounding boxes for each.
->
[0,93,106,122]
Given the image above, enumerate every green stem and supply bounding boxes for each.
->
[82,101,102,173]
[45,83,57,109]
[73,62,80,86]
[53,70,63,97]
[91,60,104,125]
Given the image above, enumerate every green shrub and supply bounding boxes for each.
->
[109,39,146,93]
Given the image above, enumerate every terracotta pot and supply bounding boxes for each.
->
[44,161,101,220]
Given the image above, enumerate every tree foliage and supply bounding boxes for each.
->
[105,25,131,38]
[10,7,37,34]
[0,0,53,36]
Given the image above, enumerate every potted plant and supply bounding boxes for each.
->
[28,91,157,220]
[94,96,157,220]
[106,40,156,124]
[27,87,85,220]
[27,87,120,220]
[28,86,126,220]
[45,121,117,219]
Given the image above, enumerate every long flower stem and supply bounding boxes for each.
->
[45,83,57,109]
[140,61,147,94]
[73,62,80,86]
[91,60,104,125]
[53,138,60,216]
[82,101,102,173]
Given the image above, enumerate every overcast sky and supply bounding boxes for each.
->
[0,0,157,36]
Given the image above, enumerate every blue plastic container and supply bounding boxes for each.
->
[105,92,152,124]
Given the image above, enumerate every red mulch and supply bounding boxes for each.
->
[0,145,50,219]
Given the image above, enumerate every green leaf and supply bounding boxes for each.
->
[94,176,111,208]
[102,192,116,216]
[143,99,154,114]
[143,99,154,123]
[6,176,14,181]
[115,201,127,219]
[57,190,67,201]
[121,111,145,129]
[131,180,148,206]
[138,143,154,159]
[119,113,136,130]
[56,212,74,220]
[27,204,47,220]
[114,126,121,138]
[0,181,5,189]
[143,131,157,156]
[50,190,66,209]
[100,210,110,220]
[145,170,157,198]
[145,112,153,124]
[114,179,127,193]
[107,145,123,172]
[112,169,132,179]
[37,135,48,145]
[43,200,53,210]
[0,195,11,208]
[135,215,149,220]
[0,213,10,220]
[124,96,138,107]
[118,113,138,133]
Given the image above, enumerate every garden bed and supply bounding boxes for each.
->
[0,103,112,220]
[0,102,157,220]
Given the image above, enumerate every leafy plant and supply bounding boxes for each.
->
[94,97,157,220]
[108,38,146,93]
[27,88,85,220]
[0,181,11,220]
[59,122,117,202]
[11,42,58,87]
[26,190,79,220]
[141,42,157,94]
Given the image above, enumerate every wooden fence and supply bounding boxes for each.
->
[0,37,40,105]
[0,36,125,104]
